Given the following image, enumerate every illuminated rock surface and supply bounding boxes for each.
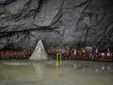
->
[0,0,113,50]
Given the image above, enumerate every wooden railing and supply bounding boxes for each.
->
[0,51,32,59]
[0,50,113,61]
[48,51,113,61]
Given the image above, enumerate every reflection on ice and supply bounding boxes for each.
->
[0,60,113,85]
[102,66,105,70]
[3,62,29,66]
[32,63,45,79]
[73,61,113,74]
[96,69,98,73]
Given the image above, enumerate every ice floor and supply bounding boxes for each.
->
[0,60,113,85]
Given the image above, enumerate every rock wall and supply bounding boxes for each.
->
[0,0,113,51]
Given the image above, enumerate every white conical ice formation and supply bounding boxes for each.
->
[29,40,48,60]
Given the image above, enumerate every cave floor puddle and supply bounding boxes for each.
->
[0,60,113,85]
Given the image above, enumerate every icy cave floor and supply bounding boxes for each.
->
[0,60,113,85]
